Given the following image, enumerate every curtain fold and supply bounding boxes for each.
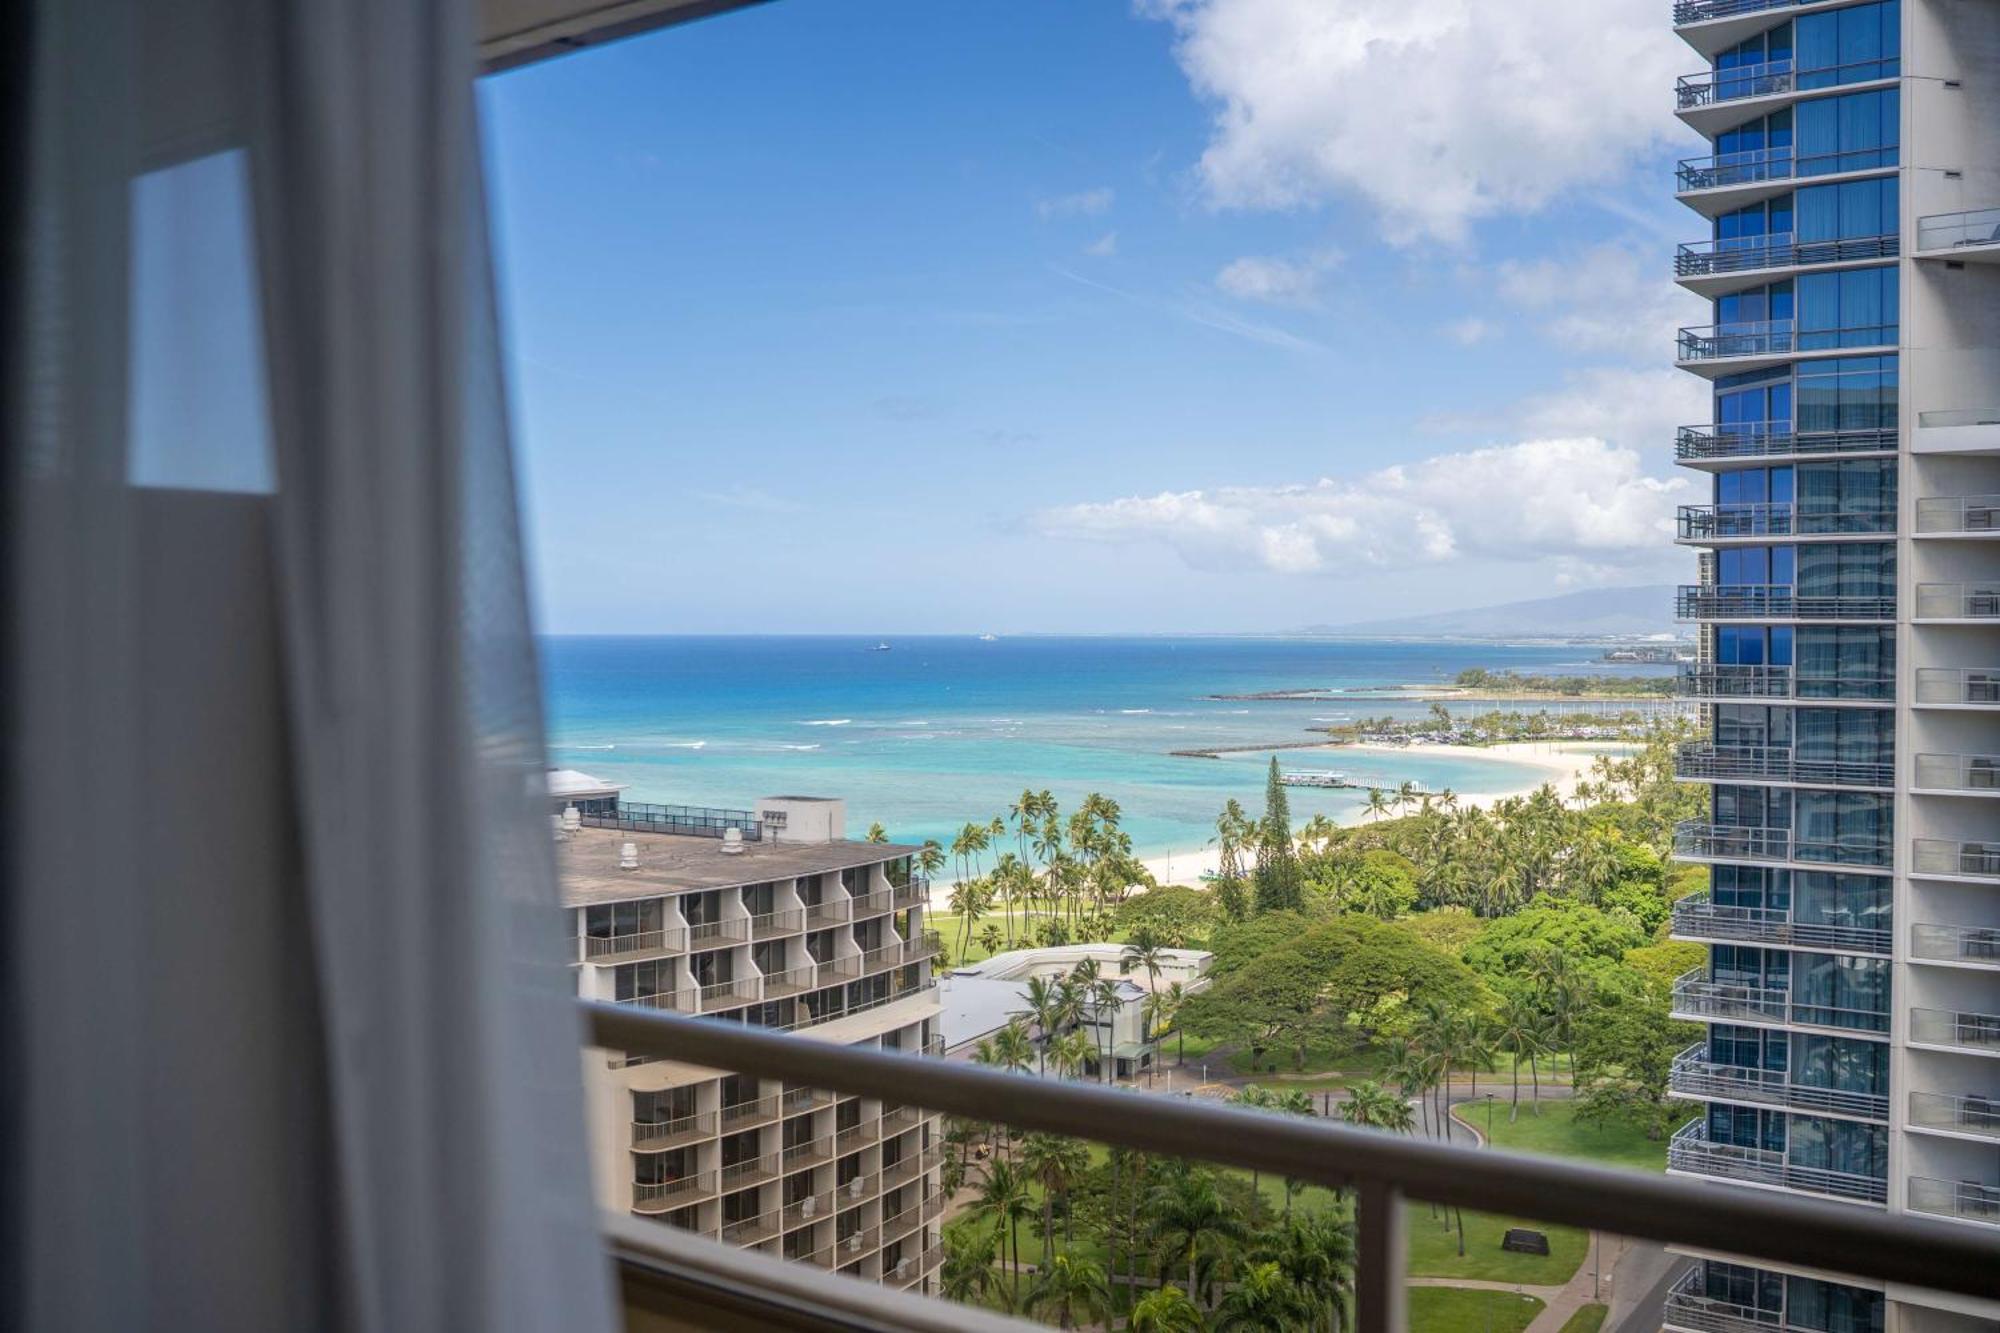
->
[7,1,612,1329]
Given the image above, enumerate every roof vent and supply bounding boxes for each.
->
[560,804,582,833]
[618,841,639,871]
[720,827,746,855]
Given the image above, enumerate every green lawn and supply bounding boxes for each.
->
[1408,1287,1545,1333]
[1405,1207,1588,1285]
[1473,1099,1669,1173]
[1560,1302,1610,1333]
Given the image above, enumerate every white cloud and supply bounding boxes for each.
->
[1510,368,1710,453]
[691,485,806,514]
[1037,186,1115,219]
[1214,248,1342,306]
[1444,316,1491,346]
[1138,0,1687,243]
[1035,437,1688,576]
[1495,244,1702,362]
[1085,231,1120,257]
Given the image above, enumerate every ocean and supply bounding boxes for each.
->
[541,636,1672,861]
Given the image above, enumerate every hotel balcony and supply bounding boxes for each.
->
[1908,1092,2000,1144]
[617,987,699,1015]
[1672,820,1892,871]
[1669,1042,1888,1121]
[1667,1120,1886,1204]
[1915,583,2000,621]
[720,1209,783,1247]
[1676,585,1895,623]
[581,801,764,841]
[1909,1007,2000,1057]
[1910,924,2000,970]
[633,1171,717,1214]
[779,1188,834,1233]
[1676,663,1893,704]
[1675,59,1898,134]
[1675,503,1896,543]
[1675,147,1898,216]
[892,875,929,909]
[782,1135,837,1173]
[1912,753,2000,795]
[1915,408,2000,459]
[1674,420,1897,466]
[900,929,944,965]
[833,1117,882,1156]
[632,1111,717,1151]
[781,1084,838,1118]
[849,889,895,919]
[1915,495,2000,536]
[1661,1266,1825,1333]
[688,917,752,950]
[1907,1178,2000,1229]
[803,896,852,928]
[1676,319,1896,376]
[879,1200,928,1246]
[583,924,689,962]
[1671,892,1890,955]
[1916,207,2000,260]
[720,1093,782,1133]
[1912,839,2000,882]
[698,976,764,1011]
[881,1145,943,1192]
[1914,668,2000,709]
[749,908,805,940]
[719,1153,781,1192]
[1670,967,1890,1035]
[762,964,818,998]
[885,1244,944,1290]
[1673,741,1893,789]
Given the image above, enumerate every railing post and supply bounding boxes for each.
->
[1355,1180,1407,1333]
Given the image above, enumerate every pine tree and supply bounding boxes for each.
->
[1254,756,1302,913]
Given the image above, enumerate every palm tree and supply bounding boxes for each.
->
[1025,1253,1110,1330]
[1120,927,1168,988]
[1092,975,1123,1084]
[1162,981,1189,1067]
[1145,1167,1249,1308]
[1362,788,1391,823]
[1021,1134,1091,1265]
[939,1230,998,1308]
[1051,1028,1095,1084]
[1339,1080,1414,1134]
[865,821,888,843]
[1016,974,1065,1076]
[1211,1261,1311,1330]
[978,921,1004,959]
[1494,994,1553,1118]
[974,1158,1034,1308]
[1260,1211,1355,1333]
[1128,1283,1204,1333]
[1230,1084,1278,1206]
[1141,988,1172,1085]
[917,838,947,882]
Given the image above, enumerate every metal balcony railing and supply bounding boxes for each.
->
[1670,968,1890,1034]
[1675,420,1895,462]
[699,977,764,1011]
[1669,1043,1888,1121]
[1675,0,1808,24]
[1673,820,1893,870]
[1673,741,1893,788]
[720,1154,781,1191]
[881,1146,942,1191]
[588,1003,2000,1332]
[879,1202,926,1244]
[1909,1007,2000,1053]
[1676,57,1897,111]
[1915,668,2000,706]
[1907,1178,2000,1226]
[1908,1092,2000,1141]
[1921,408,2000,429]
[1915,495,2000,534]
[615,987,697,1015]
[1672,660,1888,700]
[885,1244,944,1290]
[1676,585,1896,622]
[802,897,851,927]
[720,1094,781,1132]
[632,1171,716,1213]
[857,944,906,977]
[835,1226,882,1261]
[1679,319,1793,361]
[1913,753,2000,793]
[721,1209,782,1245]
[1917,207,2000,252]
[780,1189,834,1232]
[782,1135,836,1171]
[1915,583,2000,619]
[688,917,750,948]
[1670,893,1889,955]
[1913,839,2000,881]
[833,1118,882,1156]
[1677,146,1899,193]
[891,876,929,907]
[879,1104,925,1135]
[1676,503,1896,540]
[762,964,818,997]
[632,1111,716,1150]
[849,889,894,918]
[1667,1121,1887,1204]
[1910,923,2000,967]
[781,1084,837,1117]
[899,930,943,965]
[750,909,805,940]
[1676,664,1893,703]
[580,801,763,841]
[584,925,688,961]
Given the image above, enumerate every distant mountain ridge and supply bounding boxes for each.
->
[1305,584,1677,639]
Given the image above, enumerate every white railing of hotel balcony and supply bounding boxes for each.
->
[589,1003,2000,1333]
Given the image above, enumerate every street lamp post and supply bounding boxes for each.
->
[1484,1092,1496,1144]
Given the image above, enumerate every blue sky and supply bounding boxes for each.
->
[482,0,1713,634]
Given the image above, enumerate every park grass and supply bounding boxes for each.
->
[1560,1302,1610,1333]
[1405,1206,1588,1285]
[1408,1287,1545,1333]
[1471,1099,1669,1173]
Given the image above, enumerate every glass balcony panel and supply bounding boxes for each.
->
[1677,57,1897,111]
[1677,585,1895,621]
[1907,1177,2000,1225]
[1914,668,2000,705]
[1673,821,1893,869]
[1662,1266,1785,1333]
[1910,923,2000,966]
[1677,664,1894,703]
[1675,420,1896,461]
[1674,742,1893,788]
[1912,754,2000,792]
[1677,146,1899,193]
[1917,208,2000,252]
[1671,893,1890,954]
[1908,1092,2000,1141]
[1670,967,1889,1034]
[1909,1007,2000,1053]
[1670,1042,1888,1120]
[1667,1121,1886,1203]
[1677,504,1896,540]
[1912,839,2000,880]
[1914,496,2000,534]
[1915,584,2000,619]
[632,1110,717,1150]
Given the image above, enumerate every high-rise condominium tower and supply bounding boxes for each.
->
[554,780,946,1294]
[1663,3,2000,1329]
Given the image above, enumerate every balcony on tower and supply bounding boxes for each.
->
[1675,419,1896,466]
[1669,966,1890,1036]
[1677,663,1894,704]
[1673,820,1892,871]
[1671,891,1890,955]
[1667,1120,1886,1204]
[1676,502,1896,543]
[1669,1042,1888,1121]
[1677,584,1895,622]
[1673,741,1893,789]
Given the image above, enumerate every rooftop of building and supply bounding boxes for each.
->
[557,824,919,907]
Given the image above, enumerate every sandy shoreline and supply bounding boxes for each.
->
[1131,740,1628,888]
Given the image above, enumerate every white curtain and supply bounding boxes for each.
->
[5,2,613,1330]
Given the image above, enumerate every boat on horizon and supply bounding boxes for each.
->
[869,641,892,652]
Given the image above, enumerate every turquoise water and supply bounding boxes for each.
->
[542,636,1670,859]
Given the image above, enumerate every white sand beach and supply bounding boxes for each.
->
[1132,739,1630,888]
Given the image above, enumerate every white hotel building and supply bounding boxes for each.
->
[552,778,946,1293]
